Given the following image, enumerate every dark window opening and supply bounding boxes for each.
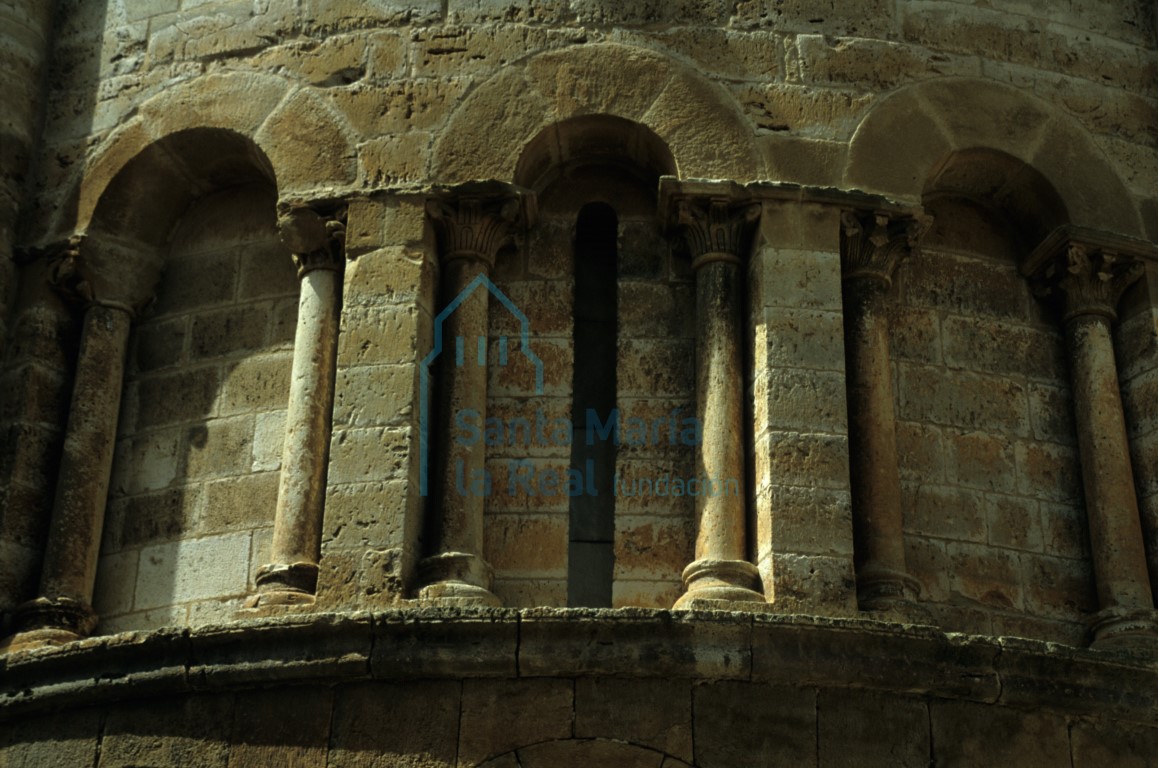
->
[568,202,618,607]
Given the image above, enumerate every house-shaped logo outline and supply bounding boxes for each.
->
[419,273,545,496]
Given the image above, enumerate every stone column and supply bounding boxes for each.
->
[1025,228,1158,649]
[666,186,765,609]
[840,211,924,611]
[5,302,133,648]
[0,240,80,620]
[2,235,158,650]
[418,187,525,606]
[252,207,346,606]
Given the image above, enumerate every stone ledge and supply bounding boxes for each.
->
[1,608,1155,724]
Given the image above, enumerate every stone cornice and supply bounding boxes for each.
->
[1,610,1155,725]
[1023,225,1153,322]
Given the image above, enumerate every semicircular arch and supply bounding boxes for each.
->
[844,77,1142,238]
[432,42,761,185]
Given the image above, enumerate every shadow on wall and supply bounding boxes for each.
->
[83,130,297,632]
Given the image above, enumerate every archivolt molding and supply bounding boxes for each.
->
[71,71,357,242]
[432,42,761,184]
[844,77,1144,239]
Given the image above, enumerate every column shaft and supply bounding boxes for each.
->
[8,304,131,646]
[257,268,342,603]
[668,191,763,609]
[252,206,345,606]
[844,279,911,602]
[1066,314,1154,613]
[1025,232,1157,648]
[418,188,526,606]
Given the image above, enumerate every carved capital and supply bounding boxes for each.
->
[425,192,523,270]
[45,235,96,306]
[1024,227,1151,323]
[278,205,347,278]
[674,197,761,270]
[840,210,930,287]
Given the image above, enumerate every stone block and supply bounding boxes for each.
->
[327,426,414,484]
[0,709,101,767]
[132,316,187,373]
[1015,440,1082,503]
[904,535,950,601]
[135,365,222,429]
[333,363,416,428]
[371,610,519,679]
[755,368,849,434]
[898,250,1032,322]
[489,336,571,397]
[200,472,278,534]
[759,135,846,187]
[183,415,255,480]
[484,513,568,578]
[329,681,459,768]
[322,479,411,550]
[731,0,894,36]
[575,678,693,762]
[1027,382,1076,444]
[93,549,139,618]
[255,88,357,194]
[942,315,1066,381]
[895,421,945,481]
[519,609,752,680]
[929,699,1069,768]
[251,410,285,472]
[98,693,233,768]
[1020,553,1097,620]
[735,82,871,140]
[494,578,568,607]
[986,493,1043,552]
[758,484,854,558]
[755,431,851,492]
[102,486,200,552]
[339,305,425,367]
[754,246,842,313]
[1070,719,1158,768]
[134,531,252,610]
[613,515,692,583]
[897,364,1030,437]
[760,307,846,372]
[359,132,431,186]
[946,541,1023,611]
[795,34,980,90]
[616,338,695,399]
[652,27,781,81]
[613,457,697,518]
[694,682,816,768]
[818,689,929,768]
[886,304,941,364]
[457,678,573,766]
[219,354,293,415]
[1040,501,1092,560]
[227,687,333,768]
[946,429,1018,493]
[236,245,297,302]
[113,427,181,495]
[765,552,856,613]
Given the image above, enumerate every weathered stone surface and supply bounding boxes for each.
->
[694,682,816,768]
[329,680,459,768]
[457,678,573,765]
[818,689,929,768]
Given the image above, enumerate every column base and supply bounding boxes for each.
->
[673,558,765,610]
[1089,607,1158,653]
[417,552,502,607]
[1,596,97,653]
[857,566,922,612]
[249,562,318,607]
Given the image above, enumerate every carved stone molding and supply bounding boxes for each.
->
[675,197,761,269]
[840,210,930,287]
[44,235,95,306]
[1023,226,1153,322]
[278,205,347,277]
[425,183,533,269]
